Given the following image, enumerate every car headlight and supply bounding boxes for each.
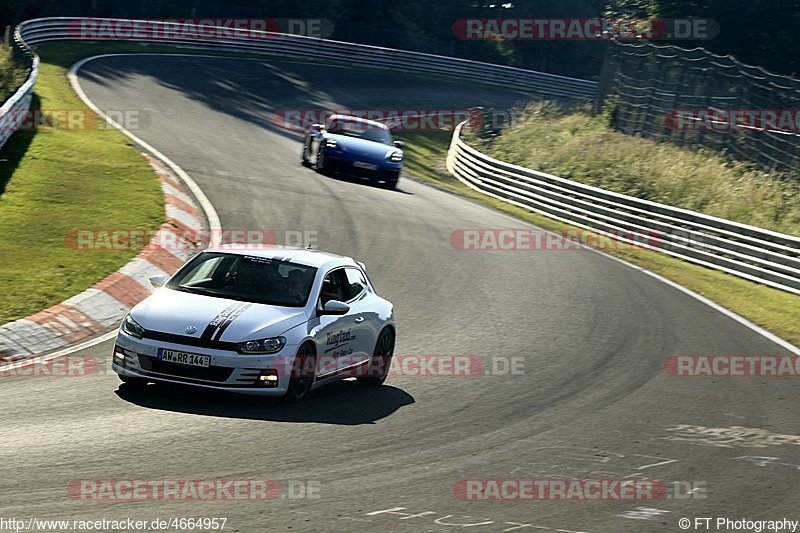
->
[325,139,339,149]
[389,151,403,162]
[238,336,286,354]
[122,314,145,339]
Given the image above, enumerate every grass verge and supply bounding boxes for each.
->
[0,43,164,324]
[477,103,800,236]
[400,129,800,348]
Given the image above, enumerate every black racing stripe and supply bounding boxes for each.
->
[212,303,252,341]
[201,302,245,341]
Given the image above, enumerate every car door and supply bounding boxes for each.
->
[313,268,366,376]
[341,267,377,370]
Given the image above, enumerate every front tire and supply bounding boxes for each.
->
[315,148,327,175]
[358,328,395,386]
[301,139,311,167]
[285,343,316,402]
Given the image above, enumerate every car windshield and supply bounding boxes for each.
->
[166,252,317,307]
[327,118,393,145]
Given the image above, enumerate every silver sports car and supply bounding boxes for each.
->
[112,245,396,402]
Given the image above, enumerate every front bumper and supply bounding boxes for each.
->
[325,153,402,182]
[113,331,297,396]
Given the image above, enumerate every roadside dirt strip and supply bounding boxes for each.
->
[0,154,208,360]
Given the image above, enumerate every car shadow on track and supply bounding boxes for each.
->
[322,172,414,195]
[115,380,415,425]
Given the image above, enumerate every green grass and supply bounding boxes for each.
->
[401,129,800,348]
[394,130,454,184]
[475,103,800,236]
[0,43,164,324]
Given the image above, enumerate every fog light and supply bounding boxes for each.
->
[113,345,126,368]
[258,369,279,387]
[114,345,125,360]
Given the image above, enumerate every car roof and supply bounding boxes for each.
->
[327,114,390,131]
[204,245,353,269]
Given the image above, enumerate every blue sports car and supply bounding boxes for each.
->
[301,114,404,189]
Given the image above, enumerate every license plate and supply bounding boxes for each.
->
[158,349,210,368]
[353,161,378,170]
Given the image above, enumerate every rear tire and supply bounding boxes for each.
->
[358,328,395,386]
[285,343,316,402]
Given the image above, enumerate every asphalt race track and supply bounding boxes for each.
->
[1,56,797,533]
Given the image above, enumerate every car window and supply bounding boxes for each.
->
[166,252,317,307]
[344,268,367,301]
[320,269,348,305]
[178,254,228,284]
[360,127,393,145]
[326,118,393,145]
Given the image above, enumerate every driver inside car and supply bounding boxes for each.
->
[227,259,273,295]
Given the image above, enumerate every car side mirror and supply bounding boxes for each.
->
[149,275,168,289]
[393,140,404,148]
[320,300,349,315]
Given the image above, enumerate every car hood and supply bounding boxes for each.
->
[130,289,308,342]
[327,134,396,163]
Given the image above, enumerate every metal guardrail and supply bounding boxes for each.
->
[20,17,597,95]
[0,16,597,152]
[447,120,800,295]
[0,30,38,151]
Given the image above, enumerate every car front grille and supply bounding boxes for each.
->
[327,156,399,181]
[141,330,239,352]
[137,355,234,383]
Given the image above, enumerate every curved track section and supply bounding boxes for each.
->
[1,56,797,533]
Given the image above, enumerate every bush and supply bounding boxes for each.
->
[0,44,29,104]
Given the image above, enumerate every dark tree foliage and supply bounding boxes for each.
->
[1,0,795,78]
[0,0,609,78]
[607,0,800,76]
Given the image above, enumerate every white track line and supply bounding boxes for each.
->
[460,186,800,356]
[69,54,222,241]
